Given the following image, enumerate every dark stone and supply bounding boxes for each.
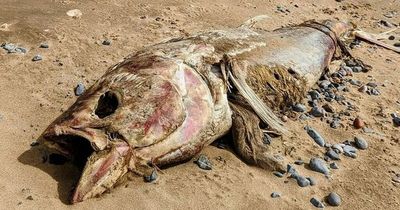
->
[326,149,340,160]
[271,192,281,198]
[354,136,368,149]
[32,55,43,61]
[294,159,304,165]
[305,126,325,147]
[195,154,212,170]
[144,170,157,182]
[296,176,310,187]
[102,39,112,45]
[330,162,339,169]
[40,43,49,48]
[309,157,329,175]
[273,171,284,178]
[293,103,307,112]
[310,197,325,208]
[307,177,316,186]
[310,107,325,117]
[327,192,341,206]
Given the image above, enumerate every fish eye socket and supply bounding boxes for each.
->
[95,91,119,118]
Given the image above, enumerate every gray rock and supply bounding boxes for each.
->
[2,43,16,52]
[195,154,212,170]
[144,170,157,182]
[15,47,27,53]
[354,136,368,149]
[271,192,281,198]
[307,177,316,186]
[332,144,343,153]
[353,66,363,72]
[343,145,357,158]
[330,162,339,169]
[310,197,325,208]
[326,149,340,160]
[40,43,49,48]
[309,90,321,100]
[310,107,325,117]
[366,82,378,87]
[273,171,284,178]
[294,159,304,165]
[293,103,307,112]
[299,113,310,121]
[309,157,329,175]
[296,176,310,187]
[32,55,42,61]
[319,80,331,89]
[305,126,325,147]
[102,39,112,45]
[263,133,272,145]
[74,83,85,96]
[287,164,296,174]
[392,115,400,126]
[330,119,340,129]
[327,192,341,206]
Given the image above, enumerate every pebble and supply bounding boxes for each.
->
[388,35,395,40]
[330,162,339,169]
[330,120,340,129]
[352,66,363,72]
[2,43,16,52]
[32,55,42,61]
[195,154,212,170]
[281,115,288,122]
[299,113,310,121]
[296,176,310,187]
[263,133,272,145]
[332,144,344,153]
[305,126,325,147]
[353,117,365,129]
[349,79,361,86]
[273,171,284,178]
[271,192,281,198]
[327,192,341,206]
[310,107,325,117]
[294,159,304,165]
[366,82,378,88]
[309,90,320,100]
[287,164,296,174]
[40,43,49,48]
[66,9,82,18]
[309,158,329,175]
[307,177,316,186]
[102,39,112,45]
[74,83,85,96]
[319,80,331,89]
[15,47,27,53]
[343,145,357,158]
[326,149,340,160]
[322,104,334,113]
[310,197,325,208]
[354,136,368,149]
[144,170,157,182]
[293,103,307,112]
[391,113,400,126]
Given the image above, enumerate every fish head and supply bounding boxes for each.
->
[41,66,187,203]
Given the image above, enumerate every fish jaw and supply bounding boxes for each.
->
[71,141,131,203]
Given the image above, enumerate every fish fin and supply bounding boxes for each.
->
[230,103,286,172]
[239,15,270,29]
[226,58,288,134]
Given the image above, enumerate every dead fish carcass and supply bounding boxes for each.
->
[40,17,351,203]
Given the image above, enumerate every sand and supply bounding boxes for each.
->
[0,0,399,209]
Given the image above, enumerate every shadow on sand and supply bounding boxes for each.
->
[17,144,81,205]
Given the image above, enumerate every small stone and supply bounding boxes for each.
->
[287,164,296,174]
[296,176,310,187]
[281,115,288,122]
[273,171,284,178]
[392,114,400,126]
[349,79,361,86]
[15,47,27,53]
[309,157,329,175]
[271,192,281,198]
[144,170,157,182]
[309,90,320,100]
[294,159,304,165]
[66,9,82,18]
[293,103,307,113]
[305,126,325,147]
[40,43,49,48]
[2,43,16,52]
[307,177,316,186]
[319,80,331,89]
[26,196,33,200]
[327,192,341,206]
[358,85,367,92]
[32,55,42,61]
[354,136,368,149]
[352,66,363,73]
[74,83,85,96]
[310,197,325,208]
[332,144,343,153]
[330,162,339,169]
[310,107,325,117]
[366,82,378,88]
[299,113,310,121]
[343,145,357,158]
[195,154,212,170]
[102,39,112,46]
[326,149,340,160]
[330,120,340,129]
[388,35,395,40]
[353,117,365,129]
[322,104,334,113]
